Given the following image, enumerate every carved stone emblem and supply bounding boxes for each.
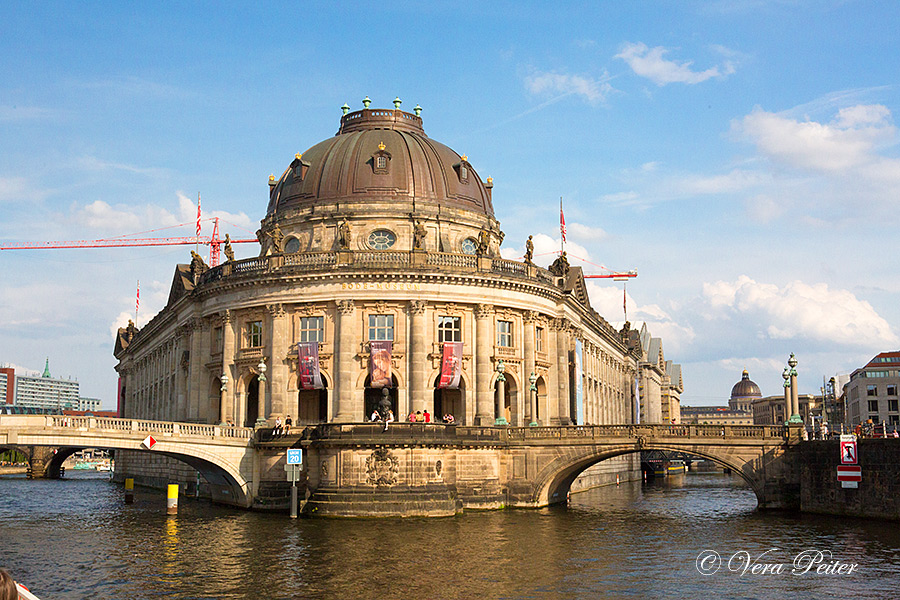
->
[366,447,399,487]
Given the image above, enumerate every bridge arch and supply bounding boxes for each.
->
[531,442,766,508]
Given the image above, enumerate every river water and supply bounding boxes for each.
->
[2,470,898,600]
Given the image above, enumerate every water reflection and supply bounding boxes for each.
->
[1,471,897,600]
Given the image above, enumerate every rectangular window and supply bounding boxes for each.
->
[870,415,880,424]
[438,316,462,343]
[299,316,325,343]
[868,399,879,413]
[213,326,223,352]
[247,321,263,348]
[890,414,899,425]
[888,384,898,396]
[867,384,877,396]
[368,314,394,341]
[536,326,544,353]
[889,399,899,412]
[497,320,513,348]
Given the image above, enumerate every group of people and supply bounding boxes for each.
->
[369,409,456,425]
[271,415,293,437]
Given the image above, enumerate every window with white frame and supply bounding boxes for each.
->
[497,320,513,348]
[299,316,325,343]
[535,326,544,352]
[368,314,394,341]
[438,316,462,343]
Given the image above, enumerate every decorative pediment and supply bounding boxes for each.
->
[371,142,392,175]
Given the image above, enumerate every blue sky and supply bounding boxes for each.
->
[2,1,899,407]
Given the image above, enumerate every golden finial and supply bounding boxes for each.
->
[295,153,302,160]
[378,141,386,151]
[461,154,468,162]
[268,174,275,183]
[486,176,493,185]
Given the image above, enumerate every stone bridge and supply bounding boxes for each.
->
[0,414,256,507]
[0,414,801,516]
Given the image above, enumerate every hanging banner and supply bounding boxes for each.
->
[297,342,323,389]
[438,342,463,389]
[369,341,393,388]
[575,339,584,425]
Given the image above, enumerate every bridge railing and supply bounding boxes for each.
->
[283,422,788,444]
[36,415,254,439]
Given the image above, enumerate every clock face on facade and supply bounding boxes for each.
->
[367,230,396,250]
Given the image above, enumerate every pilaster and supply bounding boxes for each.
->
[474,303,494,426]
[408,300,427,414]
[334,300,356,422]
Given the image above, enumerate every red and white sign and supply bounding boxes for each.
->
[840,440,857,464]
[836,465,862,482]
[142,435,157,450]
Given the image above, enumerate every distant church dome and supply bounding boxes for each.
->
[729,370,761,413]
[731,370,762,399]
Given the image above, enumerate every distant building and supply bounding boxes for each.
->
[680,370,756,426]
[633,324,683,423]
[752,394,821,426]
[10,359,80,412]
[79,397,102,412]
[844,351,900,426]
[0,367,14,405]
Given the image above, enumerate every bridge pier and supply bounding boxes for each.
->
[25,446,61,479]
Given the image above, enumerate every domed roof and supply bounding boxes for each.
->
[731,370,762,399]
[266,106,495,219]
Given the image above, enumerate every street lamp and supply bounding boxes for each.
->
[220,372,229,392]
[782,367,790,426]
[528,371,539,427]
[494,360,508,426]
[788,353,803,424]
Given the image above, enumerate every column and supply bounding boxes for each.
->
[554,318,571,426]
[408,300,427,414]
[523,311,536,424]
[221,310,235,424]
[267,303,288,419]
[187,317,202,422]
[474,303,494,426]
[334,300,356,422]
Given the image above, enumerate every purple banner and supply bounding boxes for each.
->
[438,342,462,389]
[297,342,323,389]
[369,341,392,388]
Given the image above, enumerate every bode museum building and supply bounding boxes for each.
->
[113,101,652,506]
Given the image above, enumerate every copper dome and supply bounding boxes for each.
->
[731,370,762,399]
[266,107,495,219]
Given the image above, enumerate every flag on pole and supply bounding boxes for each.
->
[135,280,140,322]
[196,193,202,237]
[559,197,567,244]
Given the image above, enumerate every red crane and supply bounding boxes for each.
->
[0,217,257,267]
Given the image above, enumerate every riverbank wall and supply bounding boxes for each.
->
[800,439,900,521]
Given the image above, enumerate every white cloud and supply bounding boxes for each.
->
[701,275,898,347]
[672,169,767,195]
[567,222,608,241]
[64,193,254,238]
[735,104,899,174]
[598,191,639,205]
[500,232,590,268]
[0,176,48,204]
[524,71,614,104]
[616,42,736,86]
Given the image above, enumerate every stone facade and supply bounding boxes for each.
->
[844,352,900,427]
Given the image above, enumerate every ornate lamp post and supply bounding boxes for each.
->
[529,371,539,427]
[494,360,508,426]
[218,372,229,426]
[788,353,803,424]
[782,367,791,426]
[256,358,268,427]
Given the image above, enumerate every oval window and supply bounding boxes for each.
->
[367,230,396,250]
[284,237,301,254]
[461,238,477,255]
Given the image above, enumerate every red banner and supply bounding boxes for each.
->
[438,342,462,389]
[297,342,323,389]
[369,341,392,388]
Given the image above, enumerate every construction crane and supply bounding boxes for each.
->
[564,252,638,322]
[0,217,257,267]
